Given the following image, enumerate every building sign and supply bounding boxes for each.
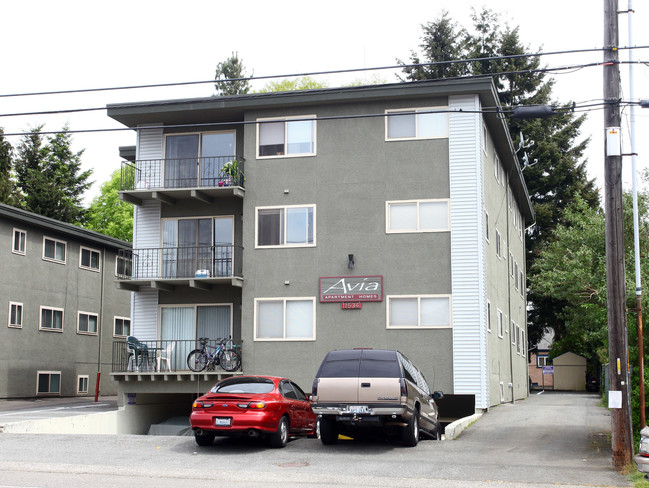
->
[319,276,383,303]
[341,302,363,310]
[542,366,554,375]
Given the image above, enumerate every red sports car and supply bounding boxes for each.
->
[190,375,317,448]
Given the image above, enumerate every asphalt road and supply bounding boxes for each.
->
[0,391,631,487]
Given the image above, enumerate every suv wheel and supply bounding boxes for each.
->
[402,413,419,447]
[319,417,338,445]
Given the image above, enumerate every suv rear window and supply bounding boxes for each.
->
[317,349,401,378]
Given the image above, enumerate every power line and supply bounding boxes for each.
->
[1,45,648,99]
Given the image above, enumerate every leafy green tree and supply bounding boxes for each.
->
[257,76,328,93]
[86,169,133,242]
[0,128,17,205]
[214,52,251,96]
[14,125,92,224]
[400,8,600,348]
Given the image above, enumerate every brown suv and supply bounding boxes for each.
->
[310,349,443,446]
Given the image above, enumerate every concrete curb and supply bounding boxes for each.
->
[444,412,482,440]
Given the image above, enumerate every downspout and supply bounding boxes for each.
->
[506,172,515,403]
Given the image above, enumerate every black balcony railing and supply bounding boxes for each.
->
[116,245,243,280]
[120,156,245,191]
[111,338,243,373]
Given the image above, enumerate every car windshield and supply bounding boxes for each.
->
[210,377,274,394]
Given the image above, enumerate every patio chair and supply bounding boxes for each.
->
[157,342,176,372]
[126,336,149,371]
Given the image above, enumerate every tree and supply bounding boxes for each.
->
[14,125,92,224]
[214,52,251,96]
[257,76,328,93]
[400,9,600,348]
[0,128,17,205]
[86,169,133,242]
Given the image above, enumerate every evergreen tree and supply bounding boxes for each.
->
[400,9,600,348]
[214,52,251,96]
[86,169,133,242]
[0,128,17,205]
[14,125,92,224]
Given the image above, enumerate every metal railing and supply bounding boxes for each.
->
[116,245,243,280]
[112,338,243,373]
[120,156,245,191]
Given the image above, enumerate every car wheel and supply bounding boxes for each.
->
[308,417,321,439]
[319,417,338,445]
[402,413,419,447]
[194,431,215,447]
[269,416,289,448]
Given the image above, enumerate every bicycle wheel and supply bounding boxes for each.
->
[187,349,208,372]
[219,349,241,372]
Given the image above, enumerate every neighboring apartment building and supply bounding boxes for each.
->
[0,204,131,398]
[107,78,533,420]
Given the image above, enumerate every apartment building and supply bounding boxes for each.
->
[0,204,131,398]
[107,78,533,423]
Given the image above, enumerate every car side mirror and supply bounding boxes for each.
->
[432,391,444,400]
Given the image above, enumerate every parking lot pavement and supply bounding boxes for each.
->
[0,396,117,426]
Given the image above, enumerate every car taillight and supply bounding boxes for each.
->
[400,378,408,396]
[192,401,213,409]
[237,401,266,409]
[312,378,318,397]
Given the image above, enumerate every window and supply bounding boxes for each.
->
[387,295,451,329]
[514,261,520,290]
[487,301,492,332]
[116,254,132,277]
[485,211,490,241]
[43,237,66,263]
[9,302,23,328]
[77,312,98,335]
[537,355,549,367]
[494,155,500,182]
[511,321,516,345]
[40,306,63,332]
[495,231,502,258]
[77,375,89,394]
[386,200,450,233]
[37,371,61,395]
[257,117,316,157]
[12,228,26,255]
[520,270,525,296]
[516,326,522,354]
[254,298,315,340]
[114,316,131,337]
[497,309,504,338]
[521,331,526,357]
[256,205,315,248]
[386,108,448,140]
[509,253,514,276]
[80,247,100,271]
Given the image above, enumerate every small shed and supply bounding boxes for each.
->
[553,352,587,391]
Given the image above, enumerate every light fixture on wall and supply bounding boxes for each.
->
[348,254,354,269]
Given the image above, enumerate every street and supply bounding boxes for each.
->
[0,392,631,487]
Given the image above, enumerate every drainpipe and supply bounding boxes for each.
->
[506,172,515,404]
[95,247,106,402]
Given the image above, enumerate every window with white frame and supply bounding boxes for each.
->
[77,375,89,394]
[483,124,488,154]
[9,302,23,328]
[37,371,61,395]
[12,228,26,255]
[537,355,549,367]
[114,316,131,337]
[387,295,451,328]
[495,230,502,258]
[485,211,490,241]
[80,247,100,271]
[497,309,504,337]
[514,261,520,290]
[386,107,448,140]
[77,312,98,335]
[520,270,525,296]
[511,321,516,344]
[257,117,316,157]
[521,330,526,357]
[40,306,63,331]
[487,301,492,332]
[494,155,500,183]
[116,253,132,277]
[509,253,514,276]
[43,237,66,263]
[386,200,449,233]
[254,298,315,340]
[256,205,315,248]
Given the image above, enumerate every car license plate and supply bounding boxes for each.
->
[348,406,369,414]
[214,417,231,426]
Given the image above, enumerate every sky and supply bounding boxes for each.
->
[1,0,648,204]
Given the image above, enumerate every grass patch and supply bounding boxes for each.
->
[628,468,649,487]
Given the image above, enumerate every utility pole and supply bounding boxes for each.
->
[604,0,633,470]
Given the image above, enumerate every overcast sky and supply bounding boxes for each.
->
[1,0,647,204]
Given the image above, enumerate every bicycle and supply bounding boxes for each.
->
[187,337,241,372]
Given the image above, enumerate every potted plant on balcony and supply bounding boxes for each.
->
[221,159,243,187]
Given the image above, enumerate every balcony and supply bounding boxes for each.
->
[111,338,244,382]
[119,156,245,206]
[116,245,243,291]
